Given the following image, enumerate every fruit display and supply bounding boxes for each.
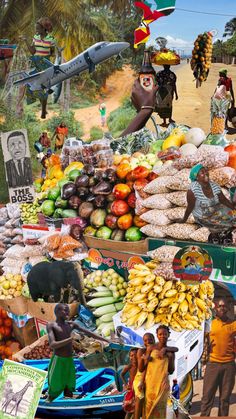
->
[0,274,23,299]
[191,32,213,86]
[121,262,214,331]
[210,99,230,135]
[151,49,180,66]
[20,199,41,224]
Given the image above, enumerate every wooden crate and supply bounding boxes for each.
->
[0,296,28,315]
[13,335,48,362]
[12,318,38,348]
[27,300,78,321]
[84,236,148,255]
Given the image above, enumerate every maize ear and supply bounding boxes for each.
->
[145,313,155,329]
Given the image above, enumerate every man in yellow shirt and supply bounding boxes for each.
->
[200,298,236,416]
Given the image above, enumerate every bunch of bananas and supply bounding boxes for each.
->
[121,263,214,332]
[191,32,213,82]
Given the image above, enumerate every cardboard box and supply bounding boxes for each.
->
[27,300,78,322]
[113,312,204,381]
[0,296,28,315]
[12,318,38,348]
[13,334,48,362]
[84,236,148,255]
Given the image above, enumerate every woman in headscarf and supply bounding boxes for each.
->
[22,17,56,118]
[178,164,236,236]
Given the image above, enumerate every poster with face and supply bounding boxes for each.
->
[0,129,34,203]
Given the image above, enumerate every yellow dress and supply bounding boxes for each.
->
[133,370,144,400]
[144,350,170,419]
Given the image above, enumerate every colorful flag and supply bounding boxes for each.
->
[134,0,176,48]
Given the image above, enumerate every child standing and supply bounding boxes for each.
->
[99,103,106,127]
[172,378,180,418]
[121,348,138,419]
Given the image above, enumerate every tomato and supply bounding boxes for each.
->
[4,318,12,327]
[111,200,130,216]
[116,163,132,179]
[1,310,8,319]
[117,213,133,230]
[225,144,236,169]
[132,166,150,179]
[3,327,11,337]
[134,178,149,191]
[113,184,131,200]
[147,172,158,182]
[127,192,136,209]
[133,215,147,228]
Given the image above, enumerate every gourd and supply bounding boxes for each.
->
[182,127,205,147]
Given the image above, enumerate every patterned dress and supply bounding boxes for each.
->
[155,69,176,119]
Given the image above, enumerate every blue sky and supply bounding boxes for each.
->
[146,0,236,54]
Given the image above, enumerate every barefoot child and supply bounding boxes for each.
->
[121,348,138,419]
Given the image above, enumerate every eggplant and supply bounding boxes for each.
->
[61,182,76,200]
[87,194,95,203]
[75,174,89,188]
[92,181,112,195]
[77,187,89,198]
[78,202,94,219]
[68,195,82,210]
[105,168,117,183]
[93,170,103,184]
[82,164,95,176]
[94,195,106,208]
[111,229,125,241]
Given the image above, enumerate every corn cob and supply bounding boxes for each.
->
[87,296,120,308]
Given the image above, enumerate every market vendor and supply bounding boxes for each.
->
[51,121,68,151]
[155,64,178,127]
[121,79,158,137]
[46,303,109,402]
[177,164,236,236]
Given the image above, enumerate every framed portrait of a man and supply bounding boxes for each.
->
[1,129,34,203]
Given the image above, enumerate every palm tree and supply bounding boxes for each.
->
[223,18,236,37]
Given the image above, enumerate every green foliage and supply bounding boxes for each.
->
[46,111,83,138]
[89,126,104,141]
[107,96,136,138]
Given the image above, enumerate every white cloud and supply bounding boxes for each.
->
[149,35,194,51]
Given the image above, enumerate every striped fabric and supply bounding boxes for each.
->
[190,181,221,219]
[33,34,55,56]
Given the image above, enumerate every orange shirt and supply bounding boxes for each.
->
[56,126,68,136]
[209,318,236,363]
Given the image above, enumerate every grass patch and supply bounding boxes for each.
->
[89,126,104,141]
[107,96,136,138]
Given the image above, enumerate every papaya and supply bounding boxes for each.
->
[162,128,186,150]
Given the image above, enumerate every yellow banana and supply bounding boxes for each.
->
[199,289,208,301]
[205,307,212,320]
[196,307,205,321]
[124,305,141,317]
[176,292,186,304]
[146,298,159,312]
[153,284,163,294]
[122,303,137,312]
[185,313,199,322]
[141,282,154,294]
[125,313,141,327]
[139,302,148,311]
[159,297,176,308]
[132,293,148,303]
[173,313,188,328]
[155,276,165,287]
[148,290,156,301]
[155,313,171,326]
[156,307,169,314]
[128,277,144,287]
[199,282,208,294]
[188,284,199,295]
[170,320,182,332]
[169,302,179,314]
[159,281,173,299]
[178,299,188,316]
[165,289,177,298]
[195,297,208,312]
[188,320,201,329]
[145,261,159,269]
[133,264,150,271]
[186,294,197,315]
[133,286,143,294]
[144,274,156,283]
[205,280,214,297]
[134,312,148,329]
[145,313,155,329]
[176,281,187,292]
